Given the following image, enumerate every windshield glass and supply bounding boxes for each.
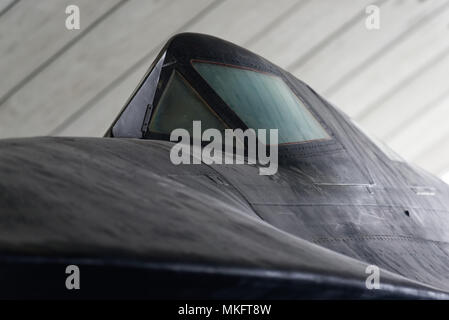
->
[193,61,330,144]
[149,71,227,135]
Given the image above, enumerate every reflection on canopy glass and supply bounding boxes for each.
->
[149,71,226,135]
[193,62,330,144]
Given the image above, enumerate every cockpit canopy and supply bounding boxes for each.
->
[108,33,330,145]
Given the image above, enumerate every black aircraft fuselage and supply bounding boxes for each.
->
[0,33,448,299]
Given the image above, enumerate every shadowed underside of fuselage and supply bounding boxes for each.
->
[0,33,449,298]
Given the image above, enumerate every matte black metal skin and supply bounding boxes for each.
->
[1,34,449,299]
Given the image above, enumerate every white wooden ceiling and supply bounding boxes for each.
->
[1,0,449,181]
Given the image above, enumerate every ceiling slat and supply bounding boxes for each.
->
[292,0,445,96]
[246,0,375,69]
[0,0,123,103]
[328,3,449,119]
[0,0,216,138]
